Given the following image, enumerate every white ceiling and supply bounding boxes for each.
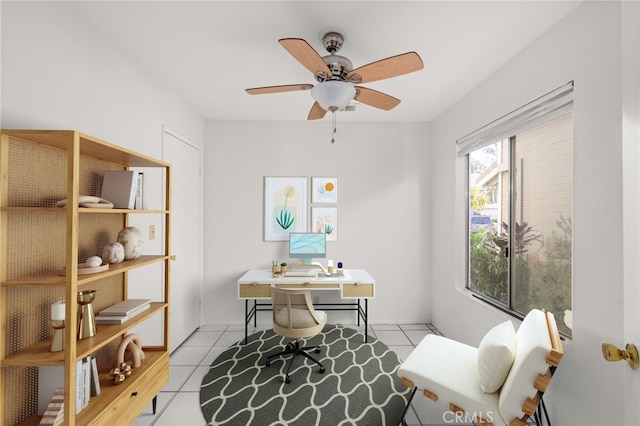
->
[69,1,581,122]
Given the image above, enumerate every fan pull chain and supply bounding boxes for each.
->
[331,111,337,144]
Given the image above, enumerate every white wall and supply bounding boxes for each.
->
[1,2,204,154]
[202,120,430,326]
[428,2,639,425]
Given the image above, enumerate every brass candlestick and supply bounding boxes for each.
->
[77,290,97,339]
[50,320,65,352]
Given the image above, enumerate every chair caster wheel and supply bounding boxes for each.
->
[319,367,325,374]
[314,347,321,353]
[285,376,291,384]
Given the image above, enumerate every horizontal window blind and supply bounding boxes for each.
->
[457,81,573,156]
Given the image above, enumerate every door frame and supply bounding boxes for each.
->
[162,125,204,333]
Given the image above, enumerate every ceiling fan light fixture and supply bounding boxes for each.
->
[311,80,356,112]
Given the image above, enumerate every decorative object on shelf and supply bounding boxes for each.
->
[102,241,125,264]
[77,290,97,339]
[116,333,145,369]
[110,362,132,385]
[50,301,65,352]
[58,262,109,276]
[55,195,114,209]
[117,226,143,260]
[280,262,287,274]
[272,261,279,274]
[85,256,102,268]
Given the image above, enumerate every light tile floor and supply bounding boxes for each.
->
[133,323,444,426]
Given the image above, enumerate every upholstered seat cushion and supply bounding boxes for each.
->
[477,320,516,393]
[397,334,501,423]
[275,307,326,329]
[498,309,552,422]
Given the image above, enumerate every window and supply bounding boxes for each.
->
[459,83,573,337]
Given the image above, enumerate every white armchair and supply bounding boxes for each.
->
[398,309,563,426]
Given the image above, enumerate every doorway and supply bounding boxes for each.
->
[163,127,203,350]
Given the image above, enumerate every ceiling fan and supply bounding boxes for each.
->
[245,29,424,121]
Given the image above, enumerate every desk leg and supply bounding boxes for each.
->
[365,299,368,343]
[253,300,257,327]
[244,300,249,344]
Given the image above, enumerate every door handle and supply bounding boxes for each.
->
[602,342,639,370]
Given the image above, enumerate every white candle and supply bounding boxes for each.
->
[51,301,65,321]
[327,260,333,268]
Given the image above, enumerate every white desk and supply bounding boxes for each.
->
[237,268,375,343]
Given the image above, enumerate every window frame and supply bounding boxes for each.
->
[459,83,574,336]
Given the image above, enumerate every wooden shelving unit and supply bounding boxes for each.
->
[0,130,172,425]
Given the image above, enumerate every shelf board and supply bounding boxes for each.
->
[1,255,169,287]
[1,206,168,214]
[2,130,171,168]
[2,303,167,366]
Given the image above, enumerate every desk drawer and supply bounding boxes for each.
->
[275,283,340,290]
[239,283,272,298]
[342,283,374,298]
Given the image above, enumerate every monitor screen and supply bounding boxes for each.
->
[289,232,326,262]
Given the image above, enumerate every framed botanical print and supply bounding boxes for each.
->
[312,207,337,241]
[311,177,338,204]
[264,177,308,241]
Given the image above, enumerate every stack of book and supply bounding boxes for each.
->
[39,388,64,425]
[38,356,99,418]
[95,299,152,324]
[100,170,145,209]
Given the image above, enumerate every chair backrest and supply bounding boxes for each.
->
[498,309,564,426]
[270,287,326,339]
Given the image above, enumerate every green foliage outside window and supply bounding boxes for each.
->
[469,215,572,336]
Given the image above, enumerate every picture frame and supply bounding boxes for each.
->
[264,177,308,241]
[312,207,337,241]
[311,177,338,204]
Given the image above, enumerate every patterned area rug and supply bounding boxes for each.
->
[200,324,410,425]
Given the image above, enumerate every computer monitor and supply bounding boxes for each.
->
[289,232,326,264]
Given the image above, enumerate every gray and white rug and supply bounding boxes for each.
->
[200,324,410,425]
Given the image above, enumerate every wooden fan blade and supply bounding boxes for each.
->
[245,84,313,95]
[307,102,327,120]
[279,38,331,77]
[347,52,423,84]
[354,86,401,111]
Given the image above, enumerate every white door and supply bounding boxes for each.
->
[163,127,202,351]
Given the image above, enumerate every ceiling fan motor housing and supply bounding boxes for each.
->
[319,54,353,82]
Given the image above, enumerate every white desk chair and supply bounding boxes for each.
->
[265,287,328,383]
[398,309,563,426]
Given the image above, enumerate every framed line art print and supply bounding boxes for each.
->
[311,177,338,204]
[312,207,337,241]
[264,177,308,241]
